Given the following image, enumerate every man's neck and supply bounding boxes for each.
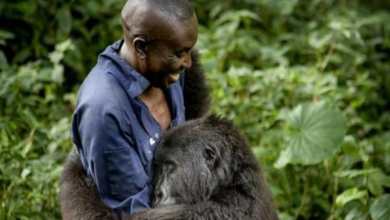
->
[119,40,141,73]
[139,86,172,131]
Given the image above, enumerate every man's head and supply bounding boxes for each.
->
[120,0,198,89]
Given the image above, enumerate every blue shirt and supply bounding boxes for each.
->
[70,40,186,215]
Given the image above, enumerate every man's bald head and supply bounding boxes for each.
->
[121,0,195,40]
[119,0,198,88]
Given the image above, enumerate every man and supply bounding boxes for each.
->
[69,0,209,217]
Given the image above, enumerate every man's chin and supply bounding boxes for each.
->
[161,77,180,89]
[148,74,180,89]
[149,81,172,90]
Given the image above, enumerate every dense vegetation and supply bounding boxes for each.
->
[1,0,389,219]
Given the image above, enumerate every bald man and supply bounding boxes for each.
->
[69,0,207,217]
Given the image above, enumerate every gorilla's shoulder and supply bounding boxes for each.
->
[196,114,251,147]
[202,114,236,129]
[187,114,236,130]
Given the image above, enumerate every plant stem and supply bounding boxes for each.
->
[294,168,309,220]
[313,32,340,101]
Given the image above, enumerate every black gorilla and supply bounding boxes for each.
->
[60,115,279,220]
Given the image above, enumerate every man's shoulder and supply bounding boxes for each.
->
[82,66,116,90]
[76,68,123,110]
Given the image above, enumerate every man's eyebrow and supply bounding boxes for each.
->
[184,47,192,51]
[176,47,192,52]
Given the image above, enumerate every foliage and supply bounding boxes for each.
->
[0,0,123,85]
[1,0,389,219]
[274,101,347,168]
[0,40,75,219]
[196,0,390,219]
[369,194,390,220]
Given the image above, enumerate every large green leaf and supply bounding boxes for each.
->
[370,194,390,220]
[275,101,347,168]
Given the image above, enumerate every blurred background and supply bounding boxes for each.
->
[1,0,389,219]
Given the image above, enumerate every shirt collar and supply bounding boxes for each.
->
[98,39,150,99]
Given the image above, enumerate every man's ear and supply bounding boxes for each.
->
[133,37,148,59]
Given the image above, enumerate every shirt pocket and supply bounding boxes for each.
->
[136,135,158,166]
[104,147,148,201]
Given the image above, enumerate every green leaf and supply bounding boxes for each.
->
[368,171,390,196]
[0,30,15,40]
[51,64,64,84]
[370,194,390,220]
[345,207,369,220]
[56,39,74,52]
[56,6,72,36]
[275,101,347,168]
[334,169,378,178]
[48,51,64,64]
[21,168,31,179]
[0,51,8,69]
[336,187,367,207]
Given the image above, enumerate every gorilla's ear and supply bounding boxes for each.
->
[204,145,217,167]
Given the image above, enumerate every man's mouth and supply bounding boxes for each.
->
[167,72,181,83]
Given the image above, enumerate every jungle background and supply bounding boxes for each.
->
[1,0,390,219]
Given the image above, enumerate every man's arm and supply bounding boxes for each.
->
[68,92,151,217]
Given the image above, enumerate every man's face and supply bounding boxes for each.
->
[142,14,198,89]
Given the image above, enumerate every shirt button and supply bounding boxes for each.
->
[155,133,159,138]
[148,150,151,154]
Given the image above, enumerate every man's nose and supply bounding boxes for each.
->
[181,51,192,69]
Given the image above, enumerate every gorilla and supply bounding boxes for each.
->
[59,115,279,220]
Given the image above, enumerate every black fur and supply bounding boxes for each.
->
[183,49,211,120]
[59,150,116,219]
[59,115,279,220]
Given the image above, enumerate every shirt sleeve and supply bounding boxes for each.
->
[71,96,151,215]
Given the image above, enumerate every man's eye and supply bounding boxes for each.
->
[175,51,185,57]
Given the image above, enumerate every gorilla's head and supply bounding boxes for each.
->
[152,115,255,207]
[59,114,278,220]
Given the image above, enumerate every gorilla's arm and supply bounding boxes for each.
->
[58,151,189,220]
[183,49,211,120]
[59,150,183,220]
[128,197,255,220]
[60,153,256,220]
[60,152,275,220]
[59,149,116,220]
